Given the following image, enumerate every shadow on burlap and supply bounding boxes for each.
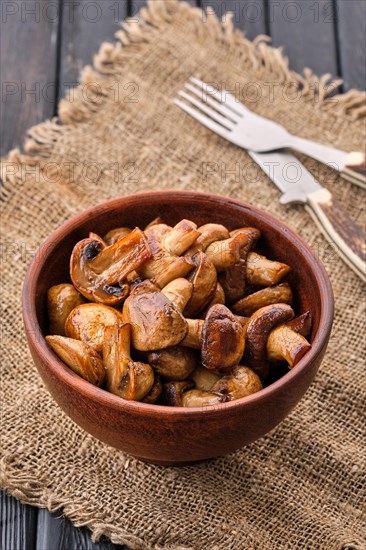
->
[1,1,365,549]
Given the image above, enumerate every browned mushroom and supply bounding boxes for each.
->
[137,225,194,288]
[70,228,151,305]
[103,324,154,401]
[163,380,195,406]
[103,227,132,246]
[148,346,197,380]
[161,278,193,312]
[231,283,293,317]
[46,335,105,386]
[181,319,204,349]
[122,289,188,351]
[205,231,258,272]
[65,303,123,353]
[143,375,163,404]
[246,253,292,286]
[267,324,311,368]
[47,284,85,336]
[287,311,312,338]
[144,217,165,231]
[181,389,226,407]
[190,364,221,391]
[218,227,260,304]
[183,252,217,317]
[162,220,201,256]
[244,303,295,379]
[211,365,262,400]
[187,223,230,255]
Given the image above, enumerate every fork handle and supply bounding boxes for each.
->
[341,152,366,188]
[306,189,366,282]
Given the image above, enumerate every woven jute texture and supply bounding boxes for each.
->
[1,1,365,548]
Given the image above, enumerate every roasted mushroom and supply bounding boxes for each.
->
[218,227,260,304]
[103,227,132,246]
[163,380,195,406]
[47,284,85,336]
[46,335,105,386]
[200,282,226,317]
[122,289,188,351]
[267,325,311,368]
[190,364,221,391]
[231,283,293,317]
[287,311,312,337]
[137,225,194,288]
[181,305,245,372]
[148,346,197,380]
[246,253,292,286]
[103,324,154,401]
[181,389,226,407]
[187,223,230,255]
[162,220,201,256]
[184,251,217,317]
[70,228,151,305]
[244,303,295,379]
[205,231,258,272]
[211,365,262,400]
[65,303,123,353]
[161,278,193,312]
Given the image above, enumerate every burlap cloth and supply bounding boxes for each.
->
[1,1,365,548]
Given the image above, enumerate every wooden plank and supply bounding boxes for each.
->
[36,509,132,550]
[337,0,366,90]
[59,1,128,91]
[0,490,37,550]
[201,1,267,38]
[0,0,60,155]
[268,0,339,79]
[131,0,197,20]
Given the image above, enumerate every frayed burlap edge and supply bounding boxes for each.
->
[0,1,365,548]
[1,0,365,201]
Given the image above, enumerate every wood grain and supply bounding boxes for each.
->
[201,0,267,38]
[0,0,60,155]
[337,0,366,91]
[269,0,339,80]
[0,490,37,550]
[59,1,127,93]
[36,509,131,550]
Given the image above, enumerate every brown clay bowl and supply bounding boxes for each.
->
[22,191,333,466]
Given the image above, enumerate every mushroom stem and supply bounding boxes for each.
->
[246,253,292,286]
[162,220,201,256]
[267,325,311,368]
[103,324,154,401]
[181,319,204,349]
[187,223,230,255]
[231,283,293,317]
[205,232,257,272]
[161,278,193,312]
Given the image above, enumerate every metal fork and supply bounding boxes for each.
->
[174,77,366,189]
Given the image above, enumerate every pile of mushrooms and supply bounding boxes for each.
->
[46,217,312,407]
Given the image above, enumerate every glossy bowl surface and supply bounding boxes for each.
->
[22,191,334,465]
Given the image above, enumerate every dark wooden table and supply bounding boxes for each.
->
[1,1,365,548]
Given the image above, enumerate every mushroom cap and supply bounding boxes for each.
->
[187,223,230,255]
[212,365,262,400]
[202,304,245,372]
[143,375,163,404]
[162,220,201,256]
[161,278,193,312]
[65,303,124,353]
[46,335,105,387]
[122,291,188,351]
[47,284,85,336]
[287,311,312,338]
[244,303,295,379]
[70,228,151,306]
[184,252,217,317]
[205,231,258,272]
[267,325,311,368]
[148,346,197,380]
[200,282,226,318]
